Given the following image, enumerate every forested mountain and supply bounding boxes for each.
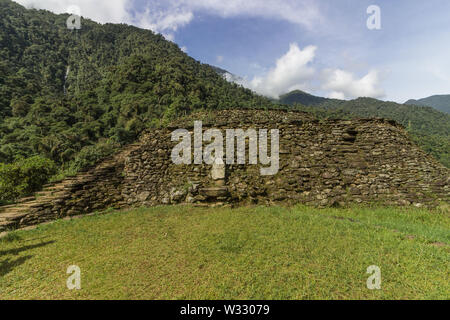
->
[278,90,329,106]
[405,95,450,114]
[0,0,274,168]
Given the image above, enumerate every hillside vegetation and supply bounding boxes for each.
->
[279,90,328,106]
[1,205,448,299]
[406,95,450,114]
[0,0,273,165]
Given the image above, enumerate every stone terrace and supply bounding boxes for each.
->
[1,109,449,232]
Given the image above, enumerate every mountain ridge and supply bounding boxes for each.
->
[405,95,450,114]
[278,90,329,106]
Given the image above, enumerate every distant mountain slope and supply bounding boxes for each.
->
[277,89,450,168]
[405,95,450,114]
[278,90,329,106]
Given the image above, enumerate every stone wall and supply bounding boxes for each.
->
[122,110,449,208]
[1,109,449,232]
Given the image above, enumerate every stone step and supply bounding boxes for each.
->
[0,212,28,221]
[17,202,44,208]
[0,206,28,213]
[35,193,55,198]
[0,143,138,232]
[65,181,89,187]
[18,196,36,203]
[33,197,56,202]
[0,209,26,216]
[0,221,15,231]
[55,177,78,186]
[51,191,71,196]
[35,191,52,197]
[0,220,13,226]
[40,191,59,196]
[199,187,230,199]
[43,186,63,191]
[0,204,19,211]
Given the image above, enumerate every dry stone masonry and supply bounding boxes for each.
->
[1,109,449,232]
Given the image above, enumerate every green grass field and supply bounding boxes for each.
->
[0,205,449,300]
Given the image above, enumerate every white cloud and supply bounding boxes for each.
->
[180,0,322,30]
[180,46,188,53]
[216,55,224,63]
[14,0,130,24]
[13,0,322,36]
[134,6,194,34]
[321,69,385,100]
[162,33,175,42]
[242,43,316,99]
[230,44,385,100]
[328,91,346,100]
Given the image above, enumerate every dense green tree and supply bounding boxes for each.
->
[0,0,275,170]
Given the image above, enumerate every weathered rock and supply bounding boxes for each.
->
[137,192,151,202]
[199,187,229,198]
[170,189,187,203]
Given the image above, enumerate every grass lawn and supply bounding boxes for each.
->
[0,205,449,300]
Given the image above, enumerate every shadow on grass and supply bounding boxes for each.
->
[0,255,33,277]
[0,240,55,256]
[0,241,55,276]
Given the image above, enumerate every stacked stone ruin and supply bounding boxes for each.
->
[1,109,449,232]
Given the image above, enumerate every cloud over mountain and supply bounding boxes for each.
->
[321,69,385,100]
[238,43,385,100]
[245,44,316,99]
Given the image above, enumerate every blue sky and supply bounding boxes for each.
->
[14,0,450,102]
